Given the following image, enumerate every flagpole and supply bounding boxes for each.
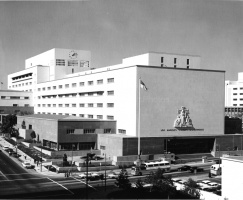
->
[138,78,141,158]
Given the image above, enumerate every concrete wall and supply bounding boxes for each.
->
[137,66,225,137]
[17,116,58,143]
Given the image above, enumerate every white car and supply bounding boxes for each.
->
[172,178,182,183]
[107,172,119,179]
[178,180,187,185]
[207,182,220,187]
[3,146,9,151]
[79,172,100,180]
[22,162,33,169]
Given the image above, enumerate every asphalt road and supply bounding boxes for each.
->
[0,148,219,199]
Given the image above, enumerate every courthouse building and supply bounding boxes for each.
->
[7,48,231,159]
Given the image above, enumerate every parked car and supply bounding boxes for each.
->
[22,161,33,169]
[107,172,119,179]
[10,152,20,157]
[131,182,153,188]
[171,178,182,183]
[3,146,9,151]
[177,165,191,171]
[7,149,14,154]
[79,172,100,180]
[178,180,187,185]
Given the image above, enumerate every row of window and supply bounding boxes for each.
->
[38,91,114,99]
[1,96,29,100]
[37,78,114,91]
[161,57,190,68]
[232,104,243,107]
[56,59,89,67]
[233,88,243,90]
[37,103,114,108]
[233,93,243,95]
[233,98,243,101]
[12,73,33,81]
[10,81,33,88]
[66,129,112,134]
[12,104,29,107]
[225,108,243,112]
[36,112,114,120]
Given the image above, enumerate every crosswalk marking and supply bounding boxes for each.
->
[47,177,74,195]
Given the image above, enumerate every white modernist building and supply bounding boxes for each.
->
[221,156,243,200]
[225,72,243,107]
[7,48,225,157]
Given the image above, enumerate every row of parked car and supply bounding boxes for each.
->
[2,146,20,157]
[78,169,128,181]
[176,165,204,173]
[172,178,221,195]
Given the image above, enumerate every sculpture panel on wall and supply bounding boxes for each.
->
[174,106,194,130]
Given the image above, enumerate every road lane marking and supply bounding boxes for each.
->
[47,177,74,195]
[72,177,97,191]
[0,170,8,180]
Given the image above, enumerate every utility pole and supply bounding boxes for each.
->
[105,153,106,192]
[86,153,89,199]
[40,144,42,172]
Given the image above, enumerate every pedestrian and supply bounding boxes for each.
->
[25,156,26,160]
[68,169,71,177]
[37,160,39,166]
[34,159,36,164]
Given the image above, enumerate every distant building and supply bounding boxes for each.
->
[221,156,243,200]
[0,90,33,124]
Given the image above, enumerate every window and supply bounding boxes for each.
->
[97,79,103,84]
[88,103,94,107]
[24,104,29,107]
[233,99,237,101]
[79,114,84,117]
[88,115,93,119]
[72,68,74,74]
[97,92,103,96]
[240,104,243,106]
[233,88,237,90]
[100,145,106,150]
[187,59,190,68]
[65,94,69,98]
[97,115,103,119]
[233,93,237,95]
[42,87,45,91]
[71,93,76,97]
[84,129,95,134]
[80,103,85,107]
[65,113,69,116]
[97,103,103,107]
[30,82,32,85]
[118,129,126,134]
[65,104,69,107]
[107,78,114,83]
[53,86,56,90]
[107,90,114,95]
[24,97,29,99]
[68,60,78,66]
[174,58,177,64]
[240,88,243,90]
[56,59,65,66]
[80,60,89,67]
[38,104,40,107]
[107,103,114,107]
[65,84,69,88]
[104,129,111,133]
[240,99,243,101]
[240,93,243,95]
[59,104,62,107]
[26,82,28,85]
[42,104,45,107]
[107,115,114,120]
[72,104,76,107]
[53,113,56,115]
[10,96,20,99]
[233,104,237,106]
[67,129,75,134]
[72,83,77,87]
[47,87,50,90]
[53,104,56,107]
[79,82,85,86]
[161,57,164,63]
[59,85,62,89]
[1,96,6,99]
[88,81,93,86]
[88,92,93,96]
[48,104,51,107]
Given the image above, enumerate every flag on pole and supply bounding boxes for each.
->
[140,80,148,91]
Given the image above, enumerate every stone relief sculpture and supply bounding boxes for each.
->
[174,106,194,129]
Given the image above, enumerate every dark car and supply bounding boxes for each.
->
[11,152,20,158]
[177,165,191,171]
[7,149,14,154]
[190,166,204,173]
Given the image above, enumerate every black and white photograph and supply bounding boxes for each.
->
[0,0,243,199]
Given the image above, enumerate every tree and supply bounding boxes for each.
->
[181,178,200,199]
[145,168,176,197]
[0,114,17,137]
[30,130,36,143]
[114,172,131,189]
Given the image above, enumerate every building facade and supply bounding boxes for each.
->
[7,48,226,158]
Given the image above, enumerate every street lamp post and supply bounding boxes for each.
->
[40,144,42,172]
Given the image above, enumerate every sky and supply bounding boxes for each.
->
[0,0,243,89]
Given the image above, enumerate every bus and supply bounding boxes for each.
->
[210,164,221,176]
[131,160,171,176]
